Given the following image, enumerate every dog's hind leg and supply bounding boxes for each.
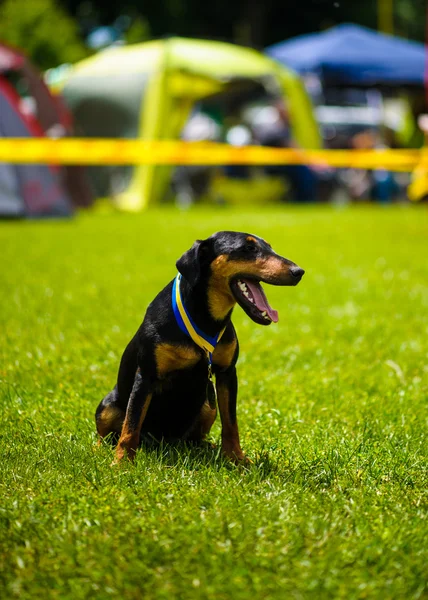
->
[96,337,140,442]
[95,386,126,442]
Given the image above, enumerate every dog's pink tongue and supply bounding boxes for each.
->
[244,280,279,322]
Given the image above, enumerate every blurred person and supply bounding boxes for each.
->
[348,129,398,203]
[253,100,319,203]
[171,109,222,207]
[407,114,428,203]
[223,122,253,180]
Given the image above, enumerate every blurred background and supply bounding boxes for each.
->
[1,0,428,216]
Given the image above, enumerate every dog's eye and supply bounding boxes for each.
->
[245,242,258,254]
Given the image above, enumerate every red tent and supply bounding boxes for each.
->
[0,43,93,217]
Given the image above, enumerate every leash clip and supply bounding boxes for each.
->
[207,358,213,381]
[206,354,217,409]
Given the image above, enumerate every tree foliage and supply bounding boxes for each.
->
[0,0,87,70]
[125,16,151,45]
[0,0,424,72]
[63,0,427,49]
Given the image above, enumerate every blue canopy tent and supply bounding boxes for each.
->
[266,24,426,86]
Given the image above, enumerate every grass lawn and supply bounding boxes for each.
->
[0,205,427,599]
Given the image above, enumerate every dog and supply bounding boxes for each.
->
[95,231,304,463]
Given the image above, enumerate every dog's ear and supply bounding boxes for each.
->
[176,239,208,286]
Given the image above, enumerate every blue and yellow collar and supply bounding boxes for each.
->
[172,273,225,364]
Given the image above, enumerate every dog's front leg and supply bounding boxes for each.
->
[115,370,153,462]
[216,366,245,462]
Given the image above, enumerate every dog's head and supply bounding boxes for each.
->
[176,231,304,325]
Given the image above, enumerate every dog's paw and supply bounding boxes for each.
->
[112,445,135,465]
[230,453,252,467]
[222,443,251,465]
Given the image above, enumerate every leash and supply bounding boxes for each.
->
[172,273,226,407]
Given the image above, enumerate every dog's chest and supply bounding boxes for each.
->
[155,342,203,379]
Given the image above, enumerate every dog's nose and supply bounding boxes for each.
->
[290,266,305,279]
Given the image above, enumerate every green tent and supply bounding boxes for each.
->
[60,38,321,211]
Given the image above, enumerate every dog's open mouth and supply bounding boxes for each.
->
[231,278,278,326]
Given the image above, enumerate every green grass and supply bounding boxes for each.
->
[0,205,427,599]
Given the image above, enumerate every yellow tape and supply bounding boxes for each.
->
[0,138,425,172]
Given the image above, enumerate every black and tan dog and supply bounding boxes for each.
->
[95,231,304,463]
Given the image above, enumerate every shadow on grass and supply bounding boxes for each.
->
[98,432,417,491]
[100,432,237,471]
[100,433,341,486]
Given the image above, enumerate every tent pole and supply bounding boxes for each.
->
[377,0,394,35]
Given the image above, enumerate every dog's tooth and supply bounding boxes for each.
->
[261,311,267,316]
[243,291,249,297]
